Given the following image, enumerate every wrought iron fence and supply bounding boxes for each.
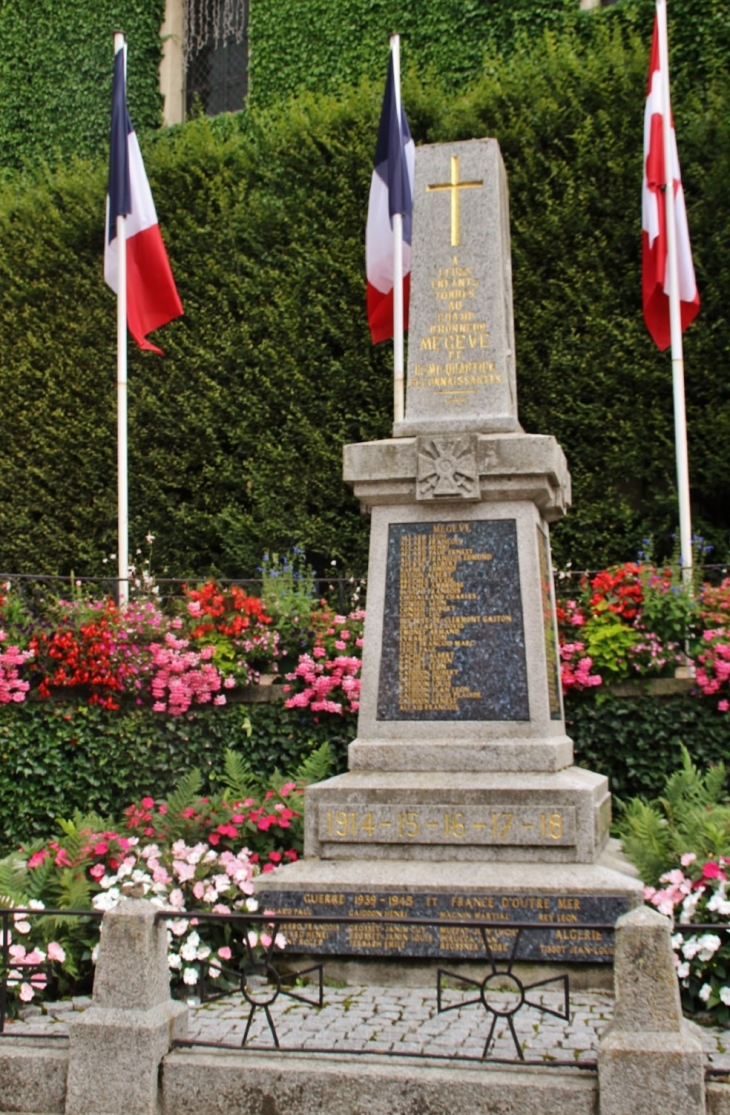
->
[0,907,102,1038]
[0,574,365,613]
[157,910,613,1069]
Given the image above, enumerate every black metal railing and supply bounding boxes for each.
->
[0,908,102,1038]
[157,911,613,1068]
[0,574,366,613]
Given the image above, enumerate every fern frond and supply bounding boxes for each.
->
[55,870,92,911]
[615,799,671,884]
[294,742,333,787]
[221,750,259,802]
[0,852,30,906]
[165,769,203,817]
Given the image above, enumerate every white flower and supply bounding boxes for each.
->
[245,897,258,913]
[697,934,723,962]
[182,967,199,986]
[706,888,730,916]
[168,953,182,970]
[699,983,713,1003]
[92,889,121,912]
[27,900,45,910]
[180,941,198,962]
[677,962,690,979]
[671,933,685,950]
[99,873,119,890]
[13,920,30,935]
[720,987,730,1006]
[196,946,211,961]
[679,890,703,922]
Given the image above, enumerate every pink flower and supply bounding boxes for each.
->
[27,850,48,869]
[89,863,106,881]
[141,797,155,809]
[47,942,66,963]
[217,946,232,960]
[719,699,729,712]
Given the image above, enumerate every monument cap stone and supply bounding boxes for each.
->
[395,138,518,438]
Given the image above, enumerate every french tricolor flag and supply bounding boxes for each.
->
[366,53,415,345]
[104,46,182,354]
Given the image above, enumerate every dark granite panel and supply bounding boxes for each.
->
[378,519,529,720]
[259,888,628,963]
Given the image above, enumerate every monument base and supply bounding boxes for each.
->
[256,843,643,982]
[303,767,611,863]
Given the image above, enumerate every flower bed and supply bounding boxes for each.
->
[0,766,305,1014]
[556,562,730,711]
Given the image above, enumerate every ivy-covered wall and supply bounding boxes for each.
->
[246,0,730,108]
[0,0,165,171]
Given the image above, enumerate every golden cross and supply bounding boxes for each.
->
[426,155,483,247]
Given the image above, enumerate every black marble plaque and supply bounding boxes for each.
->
[378,519,529,720]
[258,888,629,963]
[537,526,563,721]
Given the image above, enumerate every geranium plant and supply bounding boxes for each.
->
[283,606,364,717]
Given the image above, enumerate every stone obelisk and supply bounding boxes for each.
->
[259,139,641,974]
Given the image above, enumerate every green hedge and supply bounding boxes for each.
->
[2,689,729,854]
[568,692,730,802]
[0,0,165,172]
[0,699,354,855]
[1,18,729,578]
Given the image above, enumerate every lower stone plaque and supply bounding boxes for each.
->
[257,889,630,963]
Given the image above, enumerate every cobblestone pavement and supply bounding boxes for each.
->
[4,981,729,1071]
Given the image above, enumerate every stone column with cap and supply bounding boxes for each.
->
[65,898,187,1115]
[598,906,706,1115]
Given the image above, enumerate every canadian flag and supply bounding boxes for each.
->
[105,46,183,354]
[642,11,699,351]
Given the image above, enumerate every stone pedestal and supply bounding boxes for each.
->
[65,900,187,1115]
[598,907,706,1115]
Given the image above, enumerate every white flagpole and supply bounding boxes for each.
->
[390,33,405,426]
[657,0,692,586]
[114,31,129,607]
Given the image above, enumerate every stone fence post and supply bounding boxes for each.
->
[65,899,187,1115]
[598,906,705,1115]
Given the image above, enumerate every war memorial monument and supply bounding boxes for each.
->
[259,138,643,972]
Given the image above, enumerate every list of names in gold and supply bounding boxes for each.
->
[398,523,489,712]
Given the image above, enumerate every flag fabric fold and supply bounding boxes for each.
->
[641,12,699,351]
[105,48,183,355]
[365,54,415,345]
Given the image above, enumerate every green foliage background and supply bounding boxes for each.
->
[0,0,165,171]
[0,1,729,577]
[0,699,353,855]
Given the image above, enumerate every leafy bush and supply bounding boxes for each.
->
[568,691,730,801]
[0,745,334,1011]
